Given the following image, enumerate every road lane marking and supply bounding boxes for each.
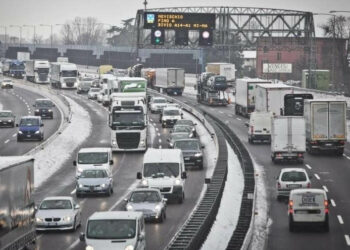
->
[219,111,223,114]
[345,235,350,246]
[337,215,344,224]
[156,127,159,132]
[314,174,320,180]
[322,186,328,192]
[236,118,242,121]
[158,139,162,143]
[70,189,76,195]
[345,155,350,160]
[331,199,336,207]
[305,164,312,170]
[12,133,16,137]
[157,133,161,136]
[4,139,10,144]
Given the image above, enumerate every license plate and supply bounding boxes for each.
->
[325,143,332,146]
[27,135,31,137]
[296,210,308,214]
[184,157,190,160]
[174,92,177,94]
[287,184,301,188]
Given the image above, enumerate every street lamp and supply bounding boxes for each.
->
[0,25,7,46]
[23,25,36,45]
[9,25,22,46]
[40,24,53,47]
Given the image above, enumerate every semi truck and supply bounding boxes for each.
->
[255,83,293,116]
[206,62,236,83]
[154,68,185,96]
[2,60,25,78]
[25,60,50,84]
[284,93,313,116]
[50,62,79,89]
[0,156,36,250]
[271,116,306,163]
[235,78,272,117]
[196,72,229,106]
[304,99,347,155]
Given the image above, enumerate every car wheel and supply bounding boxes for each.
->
[17,137,21,142]
[199,163,204,170]
[76,192,82,198]
[276,195,282,202]
[71,218,77,232]
[335,148,344,156]
[178,192,184,204]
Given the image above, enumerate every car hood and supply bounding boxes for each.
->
[128,202,159,211]
[86,239,136,250]
[78,178,109,186]
[181,150,201,156]
[36,209,74,218]
[19,126,39,132]
[77,163,109,169]
[163,115,181,120]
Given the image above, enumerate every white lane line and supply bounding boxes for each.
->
[337,215,344,224]
[4,139,10,144]
[346,155,350,160]
[157,133,161,136]
[155,127,159,132]
[150,118,153,122]
[305,164,312,170]
[331,199,336,207]
[236,118,242,121]
[323,186,329,192]
[219,111,224,114]
[158,139,162,143]
[12,133,16,137]
[70,189,76,195]
[314,174,320,180]
[159,145,162,149]
[345,235,350,246]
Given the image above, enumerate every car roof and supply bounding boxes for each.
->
[89,211,143,220]
[152,97,166,100]
[35,98,51,102]
[290,188,327,196]
[0,110,13,113]
[163,107,180,111]
[144,148,182,163]
[174,138,200,143]
[131,188,161,193]
[280,168,307,173]
[78,147,111,153]
[171,132,189,136]
[43,196,73,201]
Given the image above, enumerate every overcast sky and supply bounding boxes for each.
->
[0,0,350,40]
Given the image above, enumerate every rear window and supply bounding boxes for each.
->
[281,171,306,182]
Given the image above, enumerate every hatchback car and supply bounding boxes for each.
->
[35,196,81,231]
[33,98,55,119]
[172,125,195,138]
[0,110,15,128]
[125,188,167,223]
[276,168,311,201]
[76,168,114,197]
[1,79,13,89]
[17,116,44,141]
[173,138,204,169]
[149,97,167,113]
[175,119,197,137]
[87,87,100,99]
[167,132,190,148]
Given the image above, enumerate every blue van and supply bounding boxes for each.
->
[17,116,44,141]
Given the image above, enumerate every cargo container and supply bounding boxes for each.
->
[154,68,185,96]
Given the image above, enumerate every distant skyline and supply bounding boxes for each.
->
[0,0,350,41]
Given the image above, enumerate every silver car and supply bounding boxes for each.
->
[76,168,114,197]
[175,119,197,137]
[0,110,15,128]
[172,125,195,138]
[35,196,81,231]
[125,188,167,223]
[87,87,101,99]
[167,132,190,148]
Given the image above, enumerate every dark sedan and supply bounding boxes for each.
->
[33,98,55,119]
[0,110,15,128]
[173,139,205,170]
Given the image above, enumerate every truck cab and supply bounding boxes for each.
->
[137,148,187,203]
[50,62,79,89]
[16,116,44,141]
[81,211,146,250]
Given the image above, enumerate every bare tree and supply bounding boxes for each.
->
[60,17,107,45]
[320,15,350,39]
[107,18,135,46]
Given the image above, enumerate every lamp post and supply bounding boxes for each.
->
[40,24,53,47]
[23,25,36,45]
[0,25,7,46]
[9,25,22,46]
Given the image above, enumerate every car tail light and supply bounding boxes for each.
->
[250,126,254,134]
[298,153,303,158]
[277,182,281,189]
[311,141,317,144]
[288,200,293,214]
[340,141,345,145]
[307,182,311,188]
[324,200,329,213]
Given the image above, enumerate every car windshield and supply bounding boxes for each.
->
[174,140,200,151]
[62,70,77,77]
[173,126,192,133]
[130,191,161,203]
[154,99,166,104]
[0,112,12,117]
[172,133,189,140]
[82,78,93,81]
[36,100,53,107]
[281,171,307,182]
[78,152,108,164]
[80,169,108,178]
[90,88,100,92]
[143,163,179,178]
[20,118,39,126]
[37,68,49,74]
[176,120,193,126]
[40,200,72,210]
[163,110,180,116]
[112,112,144,126]
[87,219,136,240]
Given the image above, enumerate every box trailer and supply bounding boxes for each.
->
[154,68,185,96]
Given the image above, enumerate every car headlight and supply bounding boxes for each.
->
[125,245,134,250]
[18,131,23,134]
[112,140,117,146]
[155,205,161,212]
[77,167,83,173]
[48,109,52,112]
[35,131,40,134]
[36,217,43,223]
[140,139,145,146]
[35,109,40,112]
[175,179,181,185]
[169,142,174,147]
[101,183,107,188]
[126,204,133,211]
[86,246,94,250]
[195,153,202,157]
[78,184,83,188]
[141,179,148,186]
[8,120,12,122]
[63,216,72,222]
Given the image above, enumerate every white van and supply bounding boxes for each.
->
[80,211,145,250]
[247,111,273,144]
[73,148,113,177]
[137,148,187,203]
[160,107,183,128]
[288,188,329,232]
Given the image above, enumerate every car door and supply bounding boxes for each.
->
[137,218,146,250]
[72,200,81,223]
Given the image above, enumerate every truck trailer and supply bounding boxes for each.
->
[271,116,306,163]
[25,60,50,84]
[0,156,36,250]
[235,78,272,117]
[196,73,229,106]
[206,62,236,83]
[154,68,185,96]
[304,99,347,155]
[50,62,79,89]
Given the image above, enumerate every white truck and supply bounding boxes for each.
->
[206,62,236,83]
[50,62,79,89]
[304,99,347,155]
[17,52,30,61]
[0,156,36,250]
[109,93,148,152]
[154,68,185,96]
[235,78,272,117]
[255,83,293,116]
[271,116,306,163]
[247,111,273,144]
[25,60,50,83]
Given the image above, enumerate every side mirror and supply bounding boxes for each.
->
[109,160,114,165]
[75,204,80,210]
[34,205,38,212]
[79,233,85,242]
[137,172,142,179]
[123,198,128,203]
[163,198,168,204]
[73,161,77,166]
[40,123,44,127]
[244,122,249,127]
[181,172,187,179]
[201,145,205,149]
[16,124,19,127]
[181,113,184,118]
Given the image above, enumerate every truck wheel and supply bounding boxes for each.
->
[178,192,185,204]
[335,149,344,156]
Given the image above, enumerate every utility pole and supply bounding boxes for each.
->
[10,25,22,47]
[143,0,148,10]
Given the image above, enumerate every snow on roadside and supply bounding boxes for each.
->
[0,101,3,110]
[33,96,92,188]
[348,120,350,142]
[247,159,271,250]
[201,141,244,250]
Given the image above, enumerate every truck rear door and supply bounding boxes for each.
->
[272,118,288,152]
[168,69,176,87]
[311,103,328,140]
[329,102,346,140]
[291,117,306,152]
